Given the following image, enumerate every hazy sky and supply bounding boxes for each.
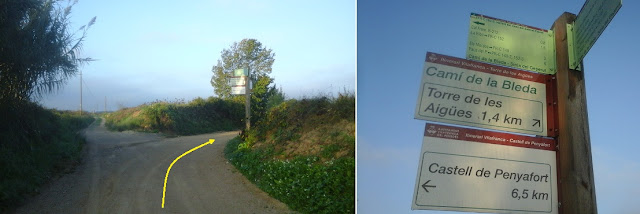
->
[358,1,639,214]
[40,0,355,111]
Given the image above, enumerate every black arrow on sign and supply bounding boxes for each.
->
[533,119,541,127]
[473,21,485,25]
[422,180,436,193]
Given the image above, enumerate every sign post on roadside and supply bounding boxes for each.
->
[413,1,620,213]
[230,69,249,95]
[553,12,598,214]
[228,68,251,130]
[243,68,251,130]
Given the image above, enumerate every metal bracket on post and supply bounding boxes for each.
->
[566,23,582,71]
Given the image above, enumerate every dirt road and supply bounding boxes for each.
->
[14,119,291,214]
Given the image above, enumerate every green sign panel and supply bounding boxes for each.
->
[467,13,556,74]
[233,68,248,77]
[568,0,622,70]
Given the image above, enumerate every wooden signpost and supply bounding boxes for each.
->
[413,1,621,213]
[229,68,251,130]
[553,12,596,214]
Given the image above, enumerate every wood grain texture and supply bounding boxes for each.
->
[551,12,598,214]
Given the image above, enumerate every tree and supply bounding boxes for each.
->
[251,76,279,124]
[0,0,96,104]
[266,85,285,110]
[210,39,275,98]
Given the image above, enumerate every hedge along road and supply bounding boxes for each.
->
[14,119,291,214]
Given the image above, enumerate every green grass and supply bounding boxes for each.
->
[0,102,94,212]
[105,97,244,135]
[225,93,355,213]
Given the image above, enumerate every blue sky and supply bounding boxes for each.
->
[358,1,639,214]
[41,0,355,111]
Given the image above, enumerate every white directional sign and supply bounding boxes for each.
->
[412,123,558,214]
[229,76,249,95]
[228,76,246,86]
[568,0,622,70]
[415,52,556,136]
[231,86,246,95]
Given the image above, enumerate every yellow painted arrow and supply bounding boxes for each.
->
[162,139,215,208]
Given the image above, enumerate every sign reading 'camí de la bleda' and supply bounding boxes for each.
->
[415,52,556,137]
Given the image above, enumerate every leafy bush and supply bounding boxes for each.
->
[0,101,94,212]
[225,137,355,214]
[225,93,355,213]
[105,97,244,135]
[246,92,355,156]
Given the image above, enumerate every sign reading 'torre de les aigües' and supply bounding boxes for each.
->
[415,52,556,137]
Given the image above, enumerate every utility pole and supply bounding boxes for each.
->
[105,96,107,112]
[245,67,251,130]
[80,70,83,115]
[551,12,597,214]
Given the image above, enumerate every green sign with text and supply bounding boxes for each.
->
[568,0,622,70]
[467,13,556,74]
[233,68,248,77]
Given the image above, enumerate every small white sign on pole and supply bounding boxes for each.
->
[231,86,246,95]
[228,76,246,86]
